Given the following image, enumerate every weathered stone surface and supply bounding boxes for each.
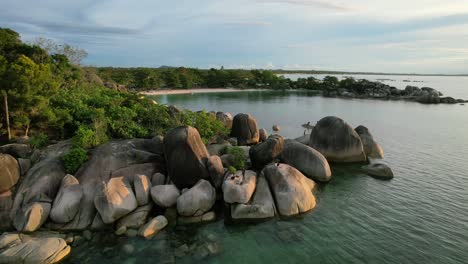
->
[362,163,394,179]
[280,139,331,182]
[177,211,216,225]
[309,116,366,162]
[50,175,83,224]
[249,135,284,169]
[18,158,31,176]
[230,113,259,146]
[259,129,268,142]
[0,191,13,230]
[220,154,234,168]
[13,202,51,232]
[0,233,70,264]
[111,163,158,181]
[138,215,168,239]
[263,163,316,216]
[294,133,310,145]
[216,112,233,128]
[206,143,230,156]
[164,126,210,189]
[222,170,256,204]
[133,174,151,206]
[231,176,276,220]
[0,144,32,159]
[52,138,163,230]
[355,125,384,159]
[177,180,216,217]
[0,154,20,193]
[116,204,153,230]
[151,185,180,208]
[94,176,138,224]
[207,156,225,190]
[151,173,166,186]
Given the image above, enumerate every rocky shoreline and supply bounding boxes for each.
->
[0,112,393,263]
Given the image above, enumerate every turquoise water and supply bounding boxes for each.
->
[67,84,468,263]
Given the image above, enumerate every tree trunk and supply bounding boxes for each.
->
[2,91,11,141]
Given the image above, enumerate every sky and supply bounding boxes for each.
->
[1,0,468,74]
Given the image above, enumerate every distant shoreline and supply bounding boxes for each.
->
[140,88,262,95]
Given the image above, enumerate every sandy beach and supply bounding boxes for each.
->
[140,88,261,95]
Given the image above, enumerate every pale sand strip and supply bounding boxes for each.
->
[140,88,263,95]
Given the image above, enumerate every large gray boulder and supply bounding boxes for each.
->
[0,233,70,263]
[10,142,71,232]
[230,176,276,220]
[207,156,225,190]
[249,135,284,169]
[50,175,83,224]
[133,174,151,206]
[280,139,331,182]
[0,144,33,159]
[230,113,259,146]
[110,163,158,181]
[164,126,210,189]
[355,125,384,159]
[0,191,13,230]
[216,112,233,128]
[116,204,153,230]
[222,170,257,204]
[309,116,366,162]
[94,176,138,224]
[151,185,180,208]
[0,154,20,193]
[177,179,216,217]
[263,164,316,216]
[362,163,394,179]
[50,138,163,231]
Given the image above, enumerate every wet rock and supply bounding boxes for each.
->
[222,170,256,204]
[164,126,210,189]
[355,125,384,159]
[50,174,83,224]
[138,215,168,239]
[151,173,166,186]
[116,204,153,230]
[125,229,138,237]
[115,226,127,236]
[280,139,331,182]
[231,176,276,220]
[175,244,189,258]
[310,116,366,162]
[177,180,216,217]
[0,233,70,263]
[94,176,138,224]
[263,163,316,216]
[230,113,260,146]
[122,243,135,254]
[177,211,216,225]
[83,230,92,241]
[249,135,284,169]
[206,156,225,190]
[0,154,20,193]
[151,185,180,208]
[362,163,394,179]
[133,174,151,206]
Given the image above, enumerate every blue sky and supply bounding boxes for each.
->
[1,0,468,74]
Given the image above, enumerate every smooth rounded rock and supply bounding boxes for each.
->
[355,125,384,159]
[138,215,168,239]
[133,174,151,206]
[13,202,51,232]
[259,129,268,142]
[216,112,233,128]
[362,163,394,179]
[222,170,257,204]
[230,113,259,146]
[249,135,284,169]
[151,185,180,208]
[177,180,216,217]
[0,154,20,193]
[206,156,225,190]
[50,175,83,224]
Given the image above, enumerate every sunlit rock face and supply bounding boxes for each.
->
[230,113,259,146]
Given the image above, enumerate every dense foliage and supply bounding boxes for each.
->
[226,147,247,171]
[0,28,228,151]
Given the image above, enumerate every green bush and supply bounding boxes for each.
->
[29,133,49,149]
[62,147,88,174]
[175,110,229,144]
[228,166,237,174]
[226,147,246,171]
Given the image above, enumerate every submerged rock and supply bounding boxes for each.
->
[230,113,260,146]
[164,126,210,189]
[50,175,83,224]
[309,116,366,162]
[94,176,138,224]
[355,125,384,159]
[222,170,257,204]
[362,163,394,179]
[230,176,276,220]
[177,211,216,225]
[263,163,316,216]
[177,179,216,217]
[0,233,70,264]
[280,139,331,182]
